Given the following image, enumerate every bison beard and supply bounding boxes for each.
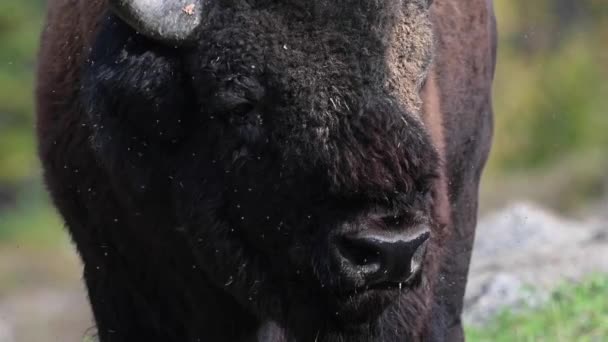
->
[36,0,495,341]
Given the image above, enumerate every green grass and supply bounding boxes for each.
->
[466,275,608,342]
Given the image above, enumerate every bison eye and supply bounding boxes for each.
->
[227,103,256,121]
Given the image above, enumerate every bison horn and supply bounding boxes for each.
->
[108,0,203,45]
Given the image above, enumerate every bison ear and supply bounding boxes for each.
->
[108,0,203,46]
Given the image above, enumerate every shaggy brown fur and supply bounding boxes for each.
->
[36,0,496,341]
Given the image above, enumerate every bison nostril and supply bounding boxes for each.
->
[337,237,382,267]
[210,77,265,115]
[334,227,430,288]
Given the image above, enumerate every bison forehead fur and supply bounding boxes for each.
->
[86,0,437,195]
[36,0,496,341]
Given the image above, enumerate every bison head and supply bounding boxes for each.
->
[84,0,440,339]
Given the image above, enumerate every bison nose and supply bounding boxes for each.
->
[334,226,430,288]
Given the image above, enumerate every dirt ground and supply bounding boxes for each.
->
[0,246,92,342]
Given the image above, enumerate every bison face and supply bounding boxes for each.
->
[84,0,439,337]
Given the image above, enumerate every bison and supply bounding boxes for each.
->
[36,0,496,341]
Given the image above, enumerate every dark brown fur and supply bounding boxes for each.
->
[36,0,496,341]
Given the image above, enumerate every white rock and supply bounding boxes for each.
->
[0,317,14,342]
[464,201,608,326]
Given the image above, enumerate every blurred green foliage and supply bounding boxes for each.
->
[0,1,607,241]
[0,1,43,185]
[490,0,608,173]
[0,177,64,245]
